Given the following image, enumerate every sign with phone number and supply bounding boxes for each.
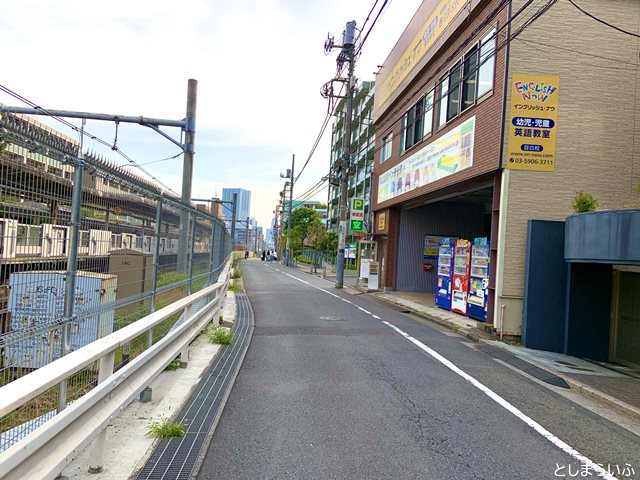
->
[506,73,559,172]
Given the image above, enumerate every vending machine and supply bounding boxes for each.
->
[451,239,471,315]
[467,237,490,321]
[435,238,455,310]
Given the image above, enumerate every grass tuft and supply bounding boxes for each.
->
[208,326,234,345]
[146,417,186,438]
[164,358,181,371]
[230,269,242,279]
[227,282,242,292]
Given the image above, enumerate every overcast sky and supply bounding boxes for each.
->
[0,0,422,229]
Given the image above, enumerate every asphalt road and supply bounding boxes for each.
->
[198,260,640,480]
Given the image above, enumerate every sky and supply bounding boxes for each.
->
[0,0,423,230]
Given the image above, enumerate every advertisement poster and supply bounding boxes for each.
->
[506,73,559,172]
[423,235,447,260]
[377,116,475,204]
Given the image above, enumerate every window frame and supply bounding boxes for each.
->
[436,25,497,130]
[400,87,435,155]
[380,132,393,164]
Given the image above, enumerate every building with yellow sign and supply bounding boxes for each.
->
[371,0,640,365]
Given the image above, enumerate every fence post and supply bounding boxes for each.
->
[218,223,226,277]
[148,195,163,348]
[58,121,85,413]
[188,211,196,295]
[179,305,192,367]
[209,218,216,285]
[87,350,115,473]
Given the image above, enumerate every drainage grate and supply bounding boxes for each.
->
[134,292,254,480]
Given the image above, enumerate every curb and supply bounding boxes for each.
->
[369,293,490,344]
[368,293,640,423]
[564,378,640,422]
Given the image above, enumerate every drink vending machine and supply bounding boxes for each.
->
[451,239,471,315]
[435,238,455,310]
[467,237,490,321]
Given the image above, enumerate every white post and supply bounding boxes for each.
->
[88,351,116,474]
[180,305,192,367]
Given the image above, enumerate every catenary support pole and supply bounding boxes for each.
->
[245,216,250,251]
[230,193,237,248]
[178,79,198,273]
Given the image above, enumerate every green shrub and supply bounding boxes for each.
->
[208,326,234,344]
[164,358,181,371]
[573,191,598,213]
[227,283,242,292]
[230,269,242,279]
[146,417,186,438]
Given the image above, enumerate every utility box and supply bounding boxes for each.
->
[89,229,112,256]
[108,249,153,314]
[5,271,117,369]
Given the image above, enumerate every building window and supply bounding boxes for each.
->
[462,44,478,111]
[400,90,434,154]
[423,89,434,137]
[437,75,449,128]
[381,133,393,163]
[478,28,496,98]
[436,27,497,128]
[446,61,461,122]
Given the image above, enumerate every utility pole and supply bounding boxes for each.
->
[285,154,295,267]
[328,21,356,289]
[230,192,237,248]
[178,79,198,272]
[246,216,250,250]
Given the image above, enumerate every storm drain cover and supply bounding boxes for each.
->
[134,292,254,480]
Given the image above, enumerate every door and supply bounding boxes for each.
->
[612,271,640,368]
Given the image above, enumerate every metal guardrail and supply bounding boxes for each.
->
[0,258,232,480]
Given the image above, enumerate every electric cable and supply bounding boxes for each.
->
[0,84,180,195]
[354,0,390,58]
[354,0,380,46]
[567,0,640,38]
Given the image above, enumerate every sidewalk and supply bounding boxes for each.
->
[284,262,640,423]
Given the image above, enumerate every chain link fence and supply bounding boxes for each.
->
[0,112,231,451]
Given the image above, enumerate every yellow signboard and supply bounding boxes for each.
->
[506,73,559,172]
[377,0,467,110]
[377,212,386,233]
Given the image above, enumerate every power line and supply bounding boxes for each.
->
[294,79,347,184]
[121,151,184,167]
[0,84,180,195]
[354,0,380,46]
[567,0,640,38]
[355,0,390,58]
[334,0,556,164]
[514,37,639,70]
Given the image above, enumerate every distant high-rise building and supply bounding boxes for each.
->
[222,188,251,243]
[222,188,251,221]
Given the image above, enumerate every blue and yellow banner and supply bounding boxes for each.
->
[506,73,560,171]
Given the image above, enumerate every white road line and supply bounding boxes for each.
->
[372,315,381,319]
[381,321,617,480]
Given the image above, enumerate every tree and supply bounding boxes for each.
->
[281,207,324,255]
[317,231,338,254]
